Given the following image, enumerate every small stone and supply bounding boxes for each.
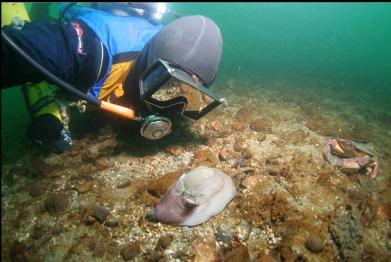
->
[117,180,132,189]
[218,148,230,161]
[105,217,120,228]
[305,235,324,253]
[232,121,246,131]
[120,242,141,261]
[211,120,224,131]
[14,210,30,229]
[194,231,220,262]
[236,107,253,123]
[31,224,45,240]
[157,235,173,249]
[76,181,93,194]
[88,237,105,257]
[377,203,391,220]
[30,157,52,178]
[257,255,279,262]
[241,148,253,159]
[6,166,28,184]
[145,208,158,222]
[221,243,250,262]
[241,176,259,189]
[268,166,280,176]
[10,241,33,262]
[286,129,306,144]
[95,157,111,170]
[52,224,64,235]
[29,182,46,197]
[194,149,219,165]
[45,194,69,216]
[106,241,119,256]
[215,223,233,242]
[92,205,110,223]
[146,250,161,262]
[165,145,183,156]
[257,134,267,142]
[250,118,270,132]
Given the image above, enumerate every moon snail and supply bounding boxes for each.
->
[149,166,236,226]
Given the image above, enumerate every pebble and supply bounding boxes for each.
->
[194,149,219,165]
[304,235,324,253]
[268,166,280,176]
[106,241,119,256]
[215,223,233,242]
[117,180,132,189]
[104,217,120,228]
[120,242,141,261]
[157,235,174,249]
[221,243,250,262]
[194,232,219,262]
[257,134,267,142]
[241,148,253,159]
[52,224,64,235]
[92,205,110,223]
[165,145,183,156]
[232,121,246,131]
[257,255,279,262]
[241,176,259,189]
[287,129,306,144]
[31,224,45,240]
[211,120,224,131]
[29,182,46,197]
[218,148,230,161]
[76,181,93,194]
[45,194,69,216]
[145,251,161,262]
[377,203,391,220]
[236,107,253,123]
[95,157,111,170]
[250,118,270,132]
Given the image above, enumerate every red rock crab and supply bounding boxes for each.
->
[323,138,380,179]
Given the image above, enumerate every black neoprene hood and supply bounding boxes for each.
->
[146,15,223,86]
[121,15,223,113]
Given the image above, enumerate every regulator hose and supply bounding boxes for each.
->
[2,29,139,121]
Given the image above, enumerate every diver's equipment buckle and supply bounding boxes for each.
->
[140,115,172,140]
[68,100,87,113]
[12,16,25,29]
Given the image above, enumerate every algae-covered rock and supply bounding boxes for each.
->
[329,207,363,261]
[45,194,69,216]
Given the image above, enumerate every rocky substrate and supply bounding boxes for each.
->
[2,78,391,262]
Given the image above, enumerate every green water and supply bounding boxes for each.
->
[2,2,391,164]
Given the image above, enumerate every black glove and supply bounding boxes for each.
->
[26,114,72,153]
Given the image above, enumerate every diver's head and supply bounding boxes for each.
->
[122,15,223,119]
[147,15,223,87]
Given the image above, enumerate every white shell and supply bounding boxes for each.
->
[154,166,236,226]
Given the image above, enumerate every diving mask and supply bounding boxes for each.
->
[139,59,222,121]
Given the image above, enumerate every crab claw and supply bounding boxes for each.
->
[340,159,361,174]
[323,139,343,167]
[368,160,380,179]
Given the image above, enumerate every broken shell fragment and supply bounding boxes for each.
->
[152,166,236,226]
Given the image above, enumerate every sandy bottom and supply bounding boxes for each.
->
[1,76,390,262]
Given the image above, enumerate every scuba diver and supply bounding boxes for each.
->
[1,3,223,153]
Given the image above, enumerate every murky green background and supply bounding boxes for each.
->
[2,3,391,163]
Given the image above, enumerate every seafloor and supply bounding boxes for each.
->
[1,76,391,262]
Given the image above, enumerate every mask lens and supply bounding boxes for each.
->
[151,78,215,113]
[140,59,222,120]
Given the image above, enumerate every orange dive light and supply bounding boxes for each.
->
[2,29,172,140]
[2,30,140,121]
[100,101,139,121]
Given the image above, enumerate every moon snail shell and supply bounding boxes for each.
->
[152,166,236,226]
